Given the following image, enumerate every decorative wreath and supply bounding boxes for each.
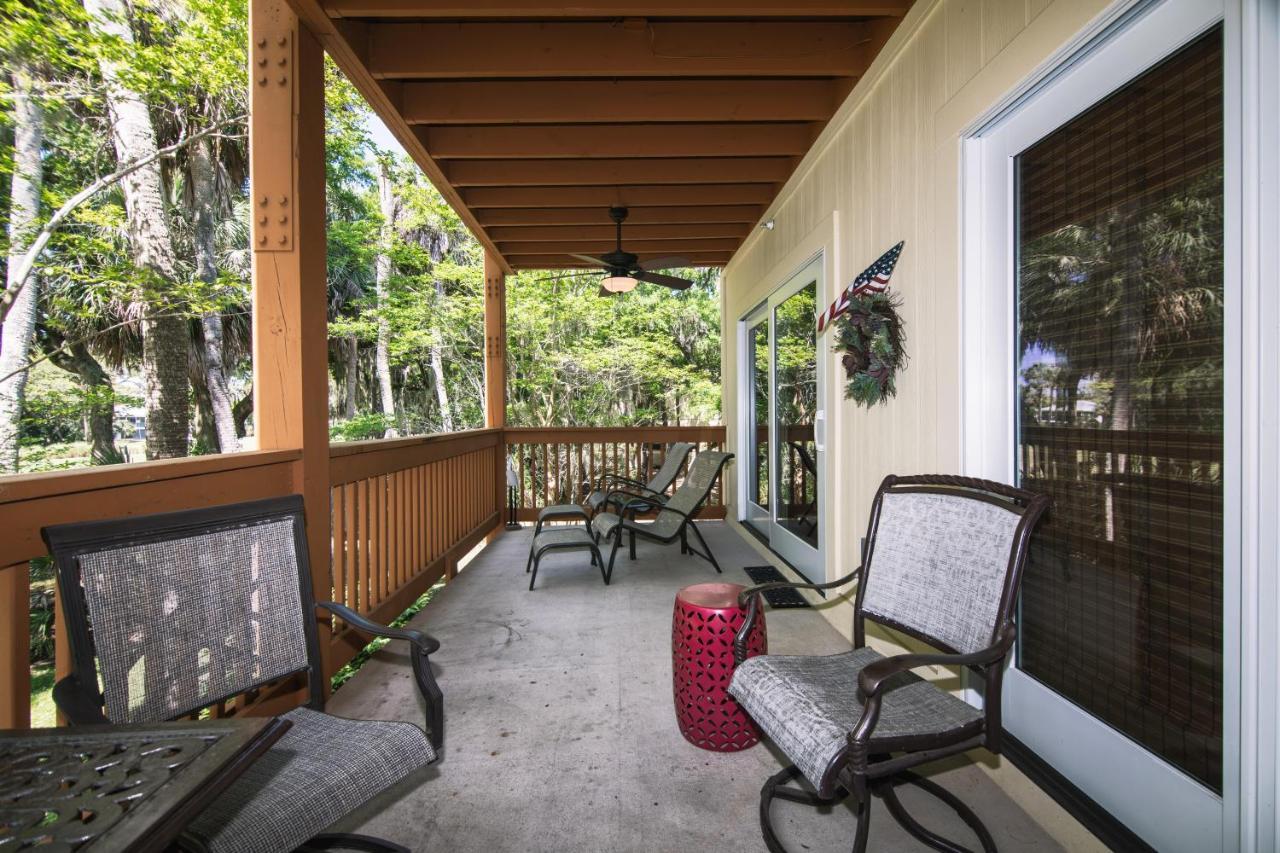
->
[832,289,907,407]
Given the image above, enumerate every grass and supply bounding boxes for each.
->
[30,664,57,728]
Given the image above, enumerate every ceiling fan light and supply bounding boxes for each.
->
[602,275,637,293]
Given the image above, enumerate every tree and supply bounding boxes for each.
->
[373,158,401,437]
[84,0,190,459]
[0,60,44,471]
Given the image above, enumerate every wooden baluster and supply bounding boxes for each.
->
[0,562,30,729]
[331,486,345,625]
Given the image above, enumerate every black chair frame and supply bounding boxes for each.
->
[42,496,445,853]
[596,453,734,575]
[732,474,1049,853]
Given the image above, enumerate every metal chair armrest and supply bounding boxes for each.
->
[318,601,441,655]
[731,566,862,665]
[318,601,444,752]
[848,625,1016,746]
[53,673,110,725]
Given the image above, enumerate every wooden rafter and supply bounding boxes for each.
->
[486,223,750,242]
[506,251,732,268]
[446,157,794,187]
[460,184,776,209]
[496,238,740,255]
[400,79,838,124]
[324,0,911,18]
[475,205,763,227]
[364,21,876,78]
[421,123,815,159]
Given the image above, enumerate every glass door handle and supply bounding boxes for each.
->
[815,410,825,452]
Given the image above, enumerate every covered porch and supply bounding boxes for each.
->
[322,523,1061,851]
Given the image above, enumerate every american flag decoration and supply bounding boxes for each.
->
[817,241,905,333]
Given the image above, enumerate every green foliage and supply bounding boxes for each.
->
[833,289,907,408]
[330,412,395,441]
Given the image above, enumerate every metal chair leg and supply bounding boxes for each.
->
[629,528,637,560]
[877,771,997,853]
[606,532,621,580]
[593,544,610,585]
[759,764,845,853]
[528,548,543,590]
[688,523,722,573]
[297,833,409,852]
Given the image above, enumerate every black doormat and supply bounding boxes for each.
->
[742,566,812,609]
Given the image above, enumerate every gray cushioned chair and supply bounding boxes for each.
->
[591,450,733,576]
[42,495,444,853]
[728,474,1048,853]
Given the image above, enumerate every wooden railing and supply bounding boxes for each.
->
[326,429,502,666]
[504,426,728,521]
[0,425,728,728]
[0,450,303,729]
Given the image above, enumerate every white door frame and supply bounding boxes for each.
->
[960,0,1242,849]
[736,253,826,581]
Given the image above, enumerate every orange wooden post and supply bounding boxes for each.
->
[0,563,30,729]
[249,0,333,685]
[485,250,509,537]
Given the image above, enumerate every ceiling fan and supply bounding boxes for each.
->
[561,206,694,297]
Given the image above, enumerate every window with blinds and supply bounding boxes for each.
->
[1015,25,1224,791]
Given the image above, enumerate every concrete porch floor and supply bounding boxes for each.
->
[325,522,1064,852]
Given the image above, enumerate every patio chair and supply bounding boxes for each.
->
[727,474,1049,853]
[533,440,696,533]
[42,495,444,853]
[591,450,734,576]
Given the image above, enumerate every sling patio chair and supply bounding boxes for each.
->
[42,495,444,853]
[727,474,1049,853]
[591,450,734,575]
[533,440,696,533]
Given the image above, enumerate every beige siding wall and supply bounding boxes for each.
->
[719,0,1123,847]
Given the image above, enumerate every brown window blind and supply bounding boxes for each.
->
[1015,25,1224,792]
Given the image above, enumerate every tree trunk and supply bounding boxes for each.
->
[429,279,454,433]
[374,163,400,438]
[189,134,239,453]
[233,391,253,438]
[345,335,359,419]
[86,0,189,460]
[45,335,119,465]
[0,63,44,472]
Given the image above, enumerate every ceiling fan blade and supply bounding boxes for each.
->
[639,256,690,271]
[634,270,693,290]
[570,253,608,267]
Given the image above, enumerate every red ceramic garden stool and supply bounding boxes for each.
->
[672,582,767,751]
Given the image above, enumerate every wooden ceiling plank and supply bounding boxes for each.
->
[497,238,739,254]
[368,21,873,78]
[507,251,732,268]
[421,123,815,159]
[477,205,763,226]
[325,0,911,18]
[461,184,776,208]
[401,79,837,124]
[487,223,750,241]
[446,157,795,186]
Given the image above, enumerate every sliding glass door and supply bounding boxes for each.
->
[971,1,1230,849]
[740,257,824,580]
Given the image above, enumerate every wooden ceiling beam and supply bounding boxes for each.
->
[461,184,775,208]
[401,79,837,124]
[366,21,873,78]
[446,157,794,186]
[507,251,732,268]
[487,223,750,241]
[477,205,762,226]
[420,123,815,159]
[325,0,911,19]
[496,238,740,255]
